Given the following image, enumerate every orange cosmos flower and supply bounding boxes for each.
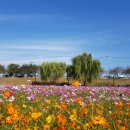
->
[72,81,80,87]
[72,109,77,116]
[81,108,88,116]
[61,104,67,110]
[76,97,82,105]
[57,114,66,125]
[127,102,130,108]
[96,109,103,115]
[115,120,121,125]
[0,115,3,119]
[3,91,13,98]
[43,125,50,130]
[46,100,51,104]
[118,126,126,130]
[8,106,16,115]
[92,116,109,127]
[7,103,19,115]
[117,101,123,109]
[58,126,66,130]
[110,113,117,118]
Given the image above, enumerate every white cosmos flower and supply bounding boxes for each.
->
[9,96,15,102]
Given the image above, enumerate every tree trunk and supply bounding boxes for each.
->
[83,79,87,86]
[67,75,69,84]
[67,77,69,84]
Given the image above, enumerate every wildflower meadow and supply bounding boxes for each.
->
[0,83,130,130]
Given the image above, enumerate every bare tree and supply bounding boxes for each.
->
[109,67,123,78]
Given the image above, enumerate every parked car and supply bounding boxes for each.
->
[3,73,10,77]
[14,73,24,77]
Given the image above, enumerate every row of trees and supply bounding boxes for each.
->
[40,53,101,85]
[101,66,130,78]
[0,53,102,85]
[0,64,39,77]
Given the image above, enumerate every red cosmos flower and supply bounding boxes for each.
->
[3,91,13,98]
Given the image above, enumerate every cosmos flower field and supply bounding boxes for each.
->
[0,85,130,130]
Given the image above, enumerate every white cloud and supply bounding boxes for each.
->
[1,56,72,66]
[2,44,72,51]
[0,14,55,21]
[0,39,81,51]
[0,14,33,21]
[0,39,81,65]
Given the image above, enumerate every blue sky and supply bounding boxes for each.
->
[0,0,130,69]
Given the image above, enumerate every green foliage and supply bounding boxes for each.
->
[7,63,39,76]
[72,52,101,85]
[0,64,5,73]
[40,62,66,83]
[20,64,39,74]
[7,64,20,75]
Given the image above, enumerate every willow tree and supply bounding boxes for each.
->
[72,53,101,86]
[40,62,66,84]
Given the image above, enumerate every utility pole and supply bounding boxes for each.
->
[105,56,109,78]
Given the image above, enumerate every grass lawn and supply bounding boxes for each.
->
[0,77,130,86]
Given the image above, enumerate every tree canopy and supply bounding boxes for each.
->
[109,67,123,78]
[0,64,5,73]
[72,53,101,85]
[7,64,20,76]
[40,62,66,83]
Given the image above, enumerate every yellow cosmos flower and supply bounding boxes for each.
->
[54,104,60,109]
[34,127,39,130]
[22,104,27,108]
[70,114,76,121]
[83,122,93,129]
[6,114,19,124]
[6,116,13,124]
[46,115,54,124]
[31,112,42,120]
